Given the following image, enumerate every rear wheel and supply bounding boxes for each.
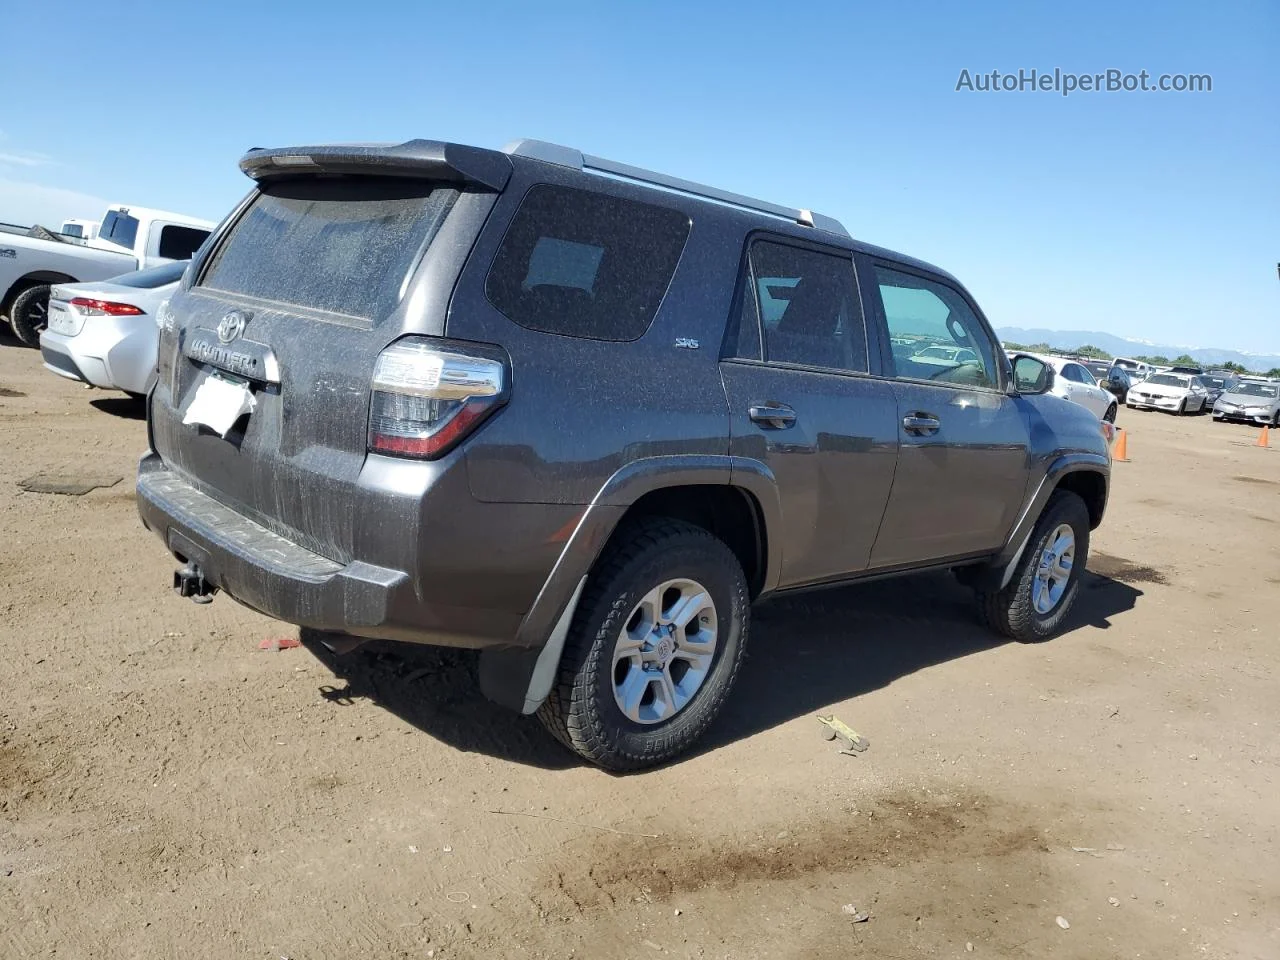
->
[975,490,1091,643]
[1103,403,1117,423]
[537,518,749,771]
[9,284,51,346]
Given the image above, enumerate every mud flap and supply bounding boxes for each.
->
[478,576,586,714]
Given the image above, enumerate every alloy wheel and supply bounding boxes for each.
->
[611,578,718,724]
[1031,524,1076,615]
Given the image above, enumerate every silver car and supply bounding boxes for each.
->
[39,260,187,398]
[1213,380,1280,426]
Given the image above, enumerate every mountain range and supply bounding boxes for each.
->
[995,327,1280,372]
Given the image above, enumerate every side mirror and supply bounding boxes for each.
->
[1011,355,1054,395]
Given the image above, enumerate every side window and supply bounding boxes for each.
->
[486,184,691,341]
[872,265,999,389]
[745,240,867,373]
[158,225,210,260]
[1060,364,1083,383]
[1073,364,1098,386]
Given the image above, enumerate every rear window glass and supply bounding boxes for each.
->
[100,211,139,250]
[201,177,458,320]
[158,225,209,260]
[485,184,690,340]
[113,260,188,288]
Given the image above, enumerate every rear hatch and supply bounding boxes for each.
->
[150,142,510,562]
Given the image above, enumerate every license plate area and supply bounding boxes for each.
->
[47,302,76,335]
[182,369,257,437]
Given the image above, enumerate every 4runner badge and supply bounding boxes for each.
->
[217,310,250,343]
[674,338,700,350]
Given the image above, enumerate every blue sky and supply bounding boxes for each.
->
[4,0,1276,352]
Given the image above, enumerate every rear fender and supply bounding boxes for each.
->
[478,454,782,713]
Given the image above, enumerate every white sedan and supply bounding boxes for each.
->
[1126,372,1209,415]
[1034,355,1118,422]
[38,260,186,398]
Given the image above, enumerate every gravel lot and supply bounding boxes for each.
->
[1,337,1277,959]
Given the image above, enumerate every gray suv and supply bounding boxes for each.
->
[137,138,1110,770]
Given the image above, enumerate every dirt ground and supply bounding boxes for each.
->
[1,337,1277,960]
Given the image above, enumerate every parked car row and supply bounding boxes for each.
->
[0,204,212,344]
[1011,348,1277,428]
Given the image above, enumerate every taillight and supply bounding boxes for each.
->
[368,337,508,460]
[69,297,145,317]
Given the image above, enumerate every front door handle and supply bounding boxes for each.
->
[749,403,797,429]
[902,414,941,435]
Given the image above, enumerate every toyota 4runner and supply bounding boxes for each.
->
[137,138,1110,770]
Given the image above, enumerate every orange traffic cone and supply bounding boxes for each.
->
[1258,425,1272,449]
[1112,427,1130,462]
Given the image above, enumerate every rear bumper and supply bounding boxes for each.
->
[40,338,93,384]
[39,320,156,394]
[136,455,524,648]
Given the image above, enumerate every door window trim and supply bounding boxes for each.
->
[861,255,1008,393]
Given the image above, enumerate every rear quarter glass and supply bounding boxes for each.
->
[484,183,690,341]
[199,177,459,322]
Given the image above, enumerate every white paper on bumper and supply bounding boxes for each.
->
[182,374,256,437]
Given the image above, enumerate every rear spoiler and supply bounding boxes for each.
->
[239,140,512,191]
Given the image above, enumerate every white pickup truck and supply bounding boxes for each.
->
[1,204,214,345]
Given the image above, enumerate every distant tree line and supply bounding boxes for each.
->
[1001,340,1280,378]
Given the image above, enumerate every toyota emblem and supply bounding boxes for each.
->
[217,310,249,343]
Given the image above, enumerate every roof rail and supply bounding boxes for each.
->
[502,139,849,238]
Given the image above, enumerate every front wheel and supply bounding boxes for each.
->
[8,284,51,346]
[1176,399,1187,416]
[975,490,1091,642]
[537,518,749,771]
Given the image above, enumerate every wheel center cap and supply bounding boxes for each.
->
[654,636,675,662]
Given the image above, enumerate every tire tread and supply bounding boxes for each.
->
[975,490,1090,643]
[537,518,748,770]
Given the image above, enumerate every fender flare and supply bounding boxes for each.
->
[478,454,783,713]
[983,452,1110,590]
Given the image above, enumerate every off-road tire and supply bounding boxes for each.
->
[975,490,1091,643]
[537,518,749,771]
[9,284,51,346]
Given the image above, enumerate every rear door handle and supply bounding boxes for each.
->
[749,403,797,429]
[902,414,941,435]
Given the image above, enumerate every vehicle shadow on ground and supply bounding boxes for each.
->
[89,396,147,420]
[303,566,1142,771]
[697,567,1141,758]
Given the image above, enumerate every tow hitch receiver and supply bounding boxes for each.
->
[174,563,218,604]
